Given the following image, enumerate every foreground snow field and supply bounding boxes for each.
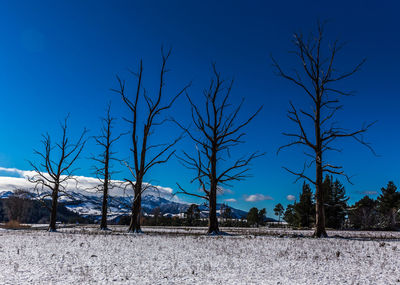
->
[0,228,399,284]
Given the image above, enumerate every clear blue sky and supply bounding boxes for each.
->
[0,0,399,215]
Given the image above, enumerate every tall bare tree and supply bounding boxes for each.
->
[112,48,190,233]
[92,103,123,230]
[273,23,375,237]
[28,116,87,231]
[175,65,263,234]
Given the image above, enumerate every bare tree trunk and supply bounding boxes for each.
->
[49,188,58,232]
[100,175,108,230]
[314,96,327,237]
[207,184,219,234]
[129,182,142,233]
[314,162,327,237]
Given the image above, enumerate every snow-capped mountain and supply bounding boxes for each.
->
[0,167,248,221]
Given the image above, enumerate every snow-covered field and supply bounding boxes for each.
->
[0,227,399,284]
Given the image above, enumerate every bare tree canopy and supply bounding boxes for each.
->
[91,102,124,230]
[28,115,87,231]
[273,22,375,237]
[112,47,190,233]
[175,64,263,234]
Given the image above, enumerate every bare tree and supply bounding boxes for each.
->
[175,65,263,234]
[112,48,190,233]
[273,22,375,237]
[28,116,87,231]
[91,103,124,230]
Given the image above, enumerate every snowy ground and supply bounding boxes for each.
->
[0,227,399,284]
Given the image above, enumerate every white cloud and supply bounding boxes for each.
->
[286,194,296,201]
[360,191,378,196]
[244,194,273,202]
[217,186,233,195]
[223,198,237,203]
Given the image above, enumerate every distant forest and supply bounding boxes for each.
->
[282,176,400,231]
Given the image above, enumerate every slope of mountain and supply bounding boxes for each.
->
[0,169,249,222]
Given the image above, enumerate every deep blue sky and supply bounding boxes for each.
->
[0,0,399,215]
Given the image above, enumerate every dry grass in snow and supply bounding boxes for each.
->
[0,228,399,284]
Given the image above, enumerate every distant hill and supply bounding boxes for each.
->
[0,172,251,223]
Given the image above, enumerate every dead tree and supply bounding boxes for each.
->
[92,103,123,230]
[175,65,263,234]
[112,48,190,233]
[273,23,375,237]
[28,116,87,231]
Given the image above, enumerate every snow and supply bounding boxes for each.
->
[0,227,399,284]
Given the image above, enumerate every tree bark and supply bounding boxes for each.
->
[49,188,58,232]
[313,96,327,238]
[207,184,219,234]
[128,182,142,233]
[100,177,108,230]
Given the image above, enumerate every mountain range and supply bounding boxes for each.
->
[0,167,249,222]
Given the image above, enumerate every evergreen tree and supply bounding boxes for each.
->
[294,182,315,228]
[283,204,296,226]
[185,204,200,226]
[247,207,266,227]
[273,203,284,223]
[377,181,400,229]
[324,176,349,229]
[348,196,378,230]
[258,208,267,226]
[221,204,232,222]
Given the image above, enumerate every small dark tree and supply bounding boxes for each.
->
[273,203,284,223]
[92,103,124,230]
[247,207,259,227]
[247,207,266,227]
[348,196,378,230]
[274,23,375,237]
[112,48,190,233]
[152,207,161,225]
[283,204,296,226]
[3,190,32,223]
[324,176,349,229]
[295,182,315,228]
[377,181,400,229]
[221,203,233,222]
[28,116,87,231]
[185,204,200,226]
[176,65,263,234]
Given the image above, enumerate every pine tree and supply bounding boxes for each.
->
[247,207,266,227]
[185,204,200,226]
[324,176,349,229]
[283,204,296,226]
[377,181,400,229]
[273,203,284,223]
[294,182,315,228]
[348,196,378,229]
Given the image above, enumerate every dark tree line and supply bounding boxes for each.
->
[284,179,400,230]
